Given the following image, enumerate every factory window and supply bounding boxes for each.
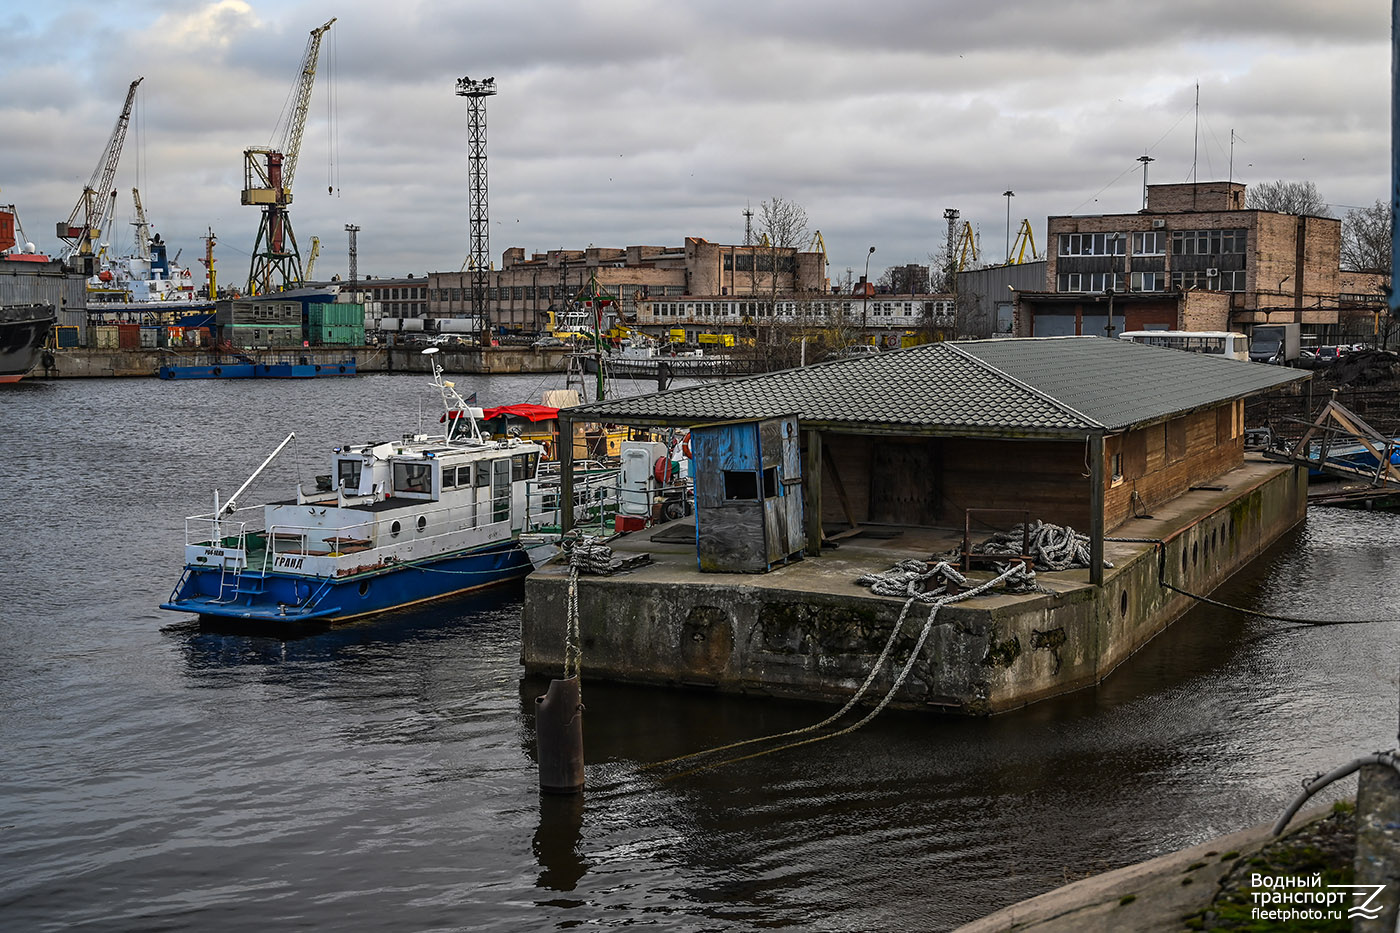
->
[512,286,524,300]
[1057,273,1083,292]
[735,254,754,272]
[1130,272,1163,292]
[1171,229,1247,255]
[1133,231,1166,255]
[724,255,733,271]
[452,288,462,301]
[1058,232,1126,256]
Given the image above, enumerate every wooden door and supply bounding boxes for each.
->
[868,439,941,526]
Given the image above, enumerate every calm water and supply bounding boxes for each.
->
[2,374,1397,932]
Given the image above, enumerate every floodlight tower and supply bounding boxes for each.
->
[456,75,497,344]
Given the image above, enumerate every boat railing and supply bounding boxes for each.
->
[258,489,522,572]
[184,505,265,549]
[526,466,622,533]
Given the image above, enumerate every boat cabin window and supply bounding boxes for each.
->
[337,459,362,491]
[441,462,467,489]
[511,452,539,482]
[474,461,491,488]
[393,461,433,495]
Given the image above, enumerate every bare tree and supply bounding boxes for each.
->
[758,197,809,248]
[1342,199,1392,273]
[1245,180,1331,216]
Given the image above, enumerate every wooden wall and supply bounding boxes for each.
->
[817,400,1244,535]
[1104,400,1243,529]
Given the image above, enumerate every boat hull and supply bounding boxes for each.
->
[158,359,357,380]
[161,539,533,625]
[0,304,56,382]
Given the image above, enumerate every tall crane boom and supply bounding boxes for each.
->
[131,188,152,261]
[58,77,143,268]
[243,18,335,295]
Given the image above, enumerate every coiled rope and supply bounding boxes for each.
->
[968,520,1112,571]
[647,560,1034,778]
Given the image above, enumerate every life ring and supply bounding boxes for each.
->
[540,438,555,460]
[681,434,692,459]
[653,455,671,484]
[182,269,192,278]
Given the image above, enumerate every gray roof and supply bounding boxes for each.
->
[567,336,1306,438]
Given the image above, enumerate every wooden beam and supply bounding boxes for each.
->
[822,442,860,536]
[559,413,575,534]
[803,428,822,556]
[1089,431,1105,587]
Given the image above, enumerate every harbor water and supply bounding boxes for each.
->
[2,374,1398,931]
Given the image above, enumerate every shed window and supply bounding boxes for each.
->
[723,470,759,500]
[763,467,778,498]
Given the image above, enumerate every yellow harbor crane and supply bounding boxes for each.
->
[954,220,979,272]
[305,236,321,279]
[1008,219,1040,264]
[57,77,143,272]
[131,188,152,261]
[242,18,335,295]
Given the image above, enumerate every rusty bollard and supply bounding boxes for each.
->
[535,676,584,794]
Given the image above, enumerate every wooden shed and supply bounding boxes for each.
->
[691,415,806,572]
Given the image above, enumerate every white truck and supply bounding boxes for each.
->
[1248,323,1300,364]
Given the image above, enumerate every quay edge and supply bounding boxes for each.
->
[522,458,1305,715]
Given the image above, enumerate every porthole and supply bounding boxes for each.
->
[390,520,402,538]
[358,581,369,596]
[1120,591,1129,619]
[417,515,427,532]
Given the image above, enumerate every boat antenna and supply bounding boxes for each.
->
[422,347,484,445]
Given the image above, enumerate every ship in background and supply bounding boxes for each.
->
[0,206,59,383]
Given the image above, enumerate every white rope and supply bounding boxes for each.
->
[564,563,582,681]
[968,519,1113,571]
[652,560,1035,776]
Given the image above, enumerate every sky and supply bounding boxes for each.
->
[1,0,1391,287]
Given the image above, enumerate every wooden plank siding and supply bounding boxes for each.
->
[1104,400,1244,529]
[816,397,1244,536]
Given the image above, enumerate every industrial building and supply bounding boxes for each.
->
[1013,182,1343,341]
[424,238,828,336]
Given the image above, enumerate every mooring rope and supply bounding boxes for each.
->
[969,520,1112,571]
[648,560,1034,778]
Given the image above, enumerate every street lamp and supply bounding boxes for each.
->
[1003,190,1015,262]
[862,246,875,330]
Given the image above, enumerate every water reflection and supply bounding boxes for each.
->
[533,793,588,893]
[167,582,525,673]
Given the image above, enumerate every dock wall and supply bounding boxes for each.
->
[521,463,1306,714]
[32,346,571,379]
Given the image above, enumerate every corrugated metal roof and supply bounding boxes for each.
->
[567,336,1305,437]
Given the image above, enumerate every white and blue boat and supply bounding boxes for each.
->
[161,350,554,626]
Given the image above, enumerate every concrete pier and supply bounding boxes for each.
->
[522,457,1306,714]
[31,345,572,379]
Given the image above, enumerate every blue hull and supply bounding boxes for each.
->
[161,540,531,625]
[158,360,357,380]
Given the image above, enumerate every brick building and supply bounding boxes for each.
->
[1014,182,1343,341]
[423,238,827,336]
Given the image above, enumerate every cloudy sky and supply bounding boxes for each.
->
[2,0,1389,286]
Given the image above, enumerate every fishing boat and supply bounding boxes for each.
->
[582,340,733,378]
[161,349,553,625]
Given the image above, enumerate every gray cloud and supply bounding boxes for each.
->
[1,0,1388,284]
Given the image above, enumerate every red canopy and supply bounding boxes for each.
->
[479,403,560,423]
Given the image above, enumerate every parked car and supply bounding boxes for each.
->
[1313,345,1344,366]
